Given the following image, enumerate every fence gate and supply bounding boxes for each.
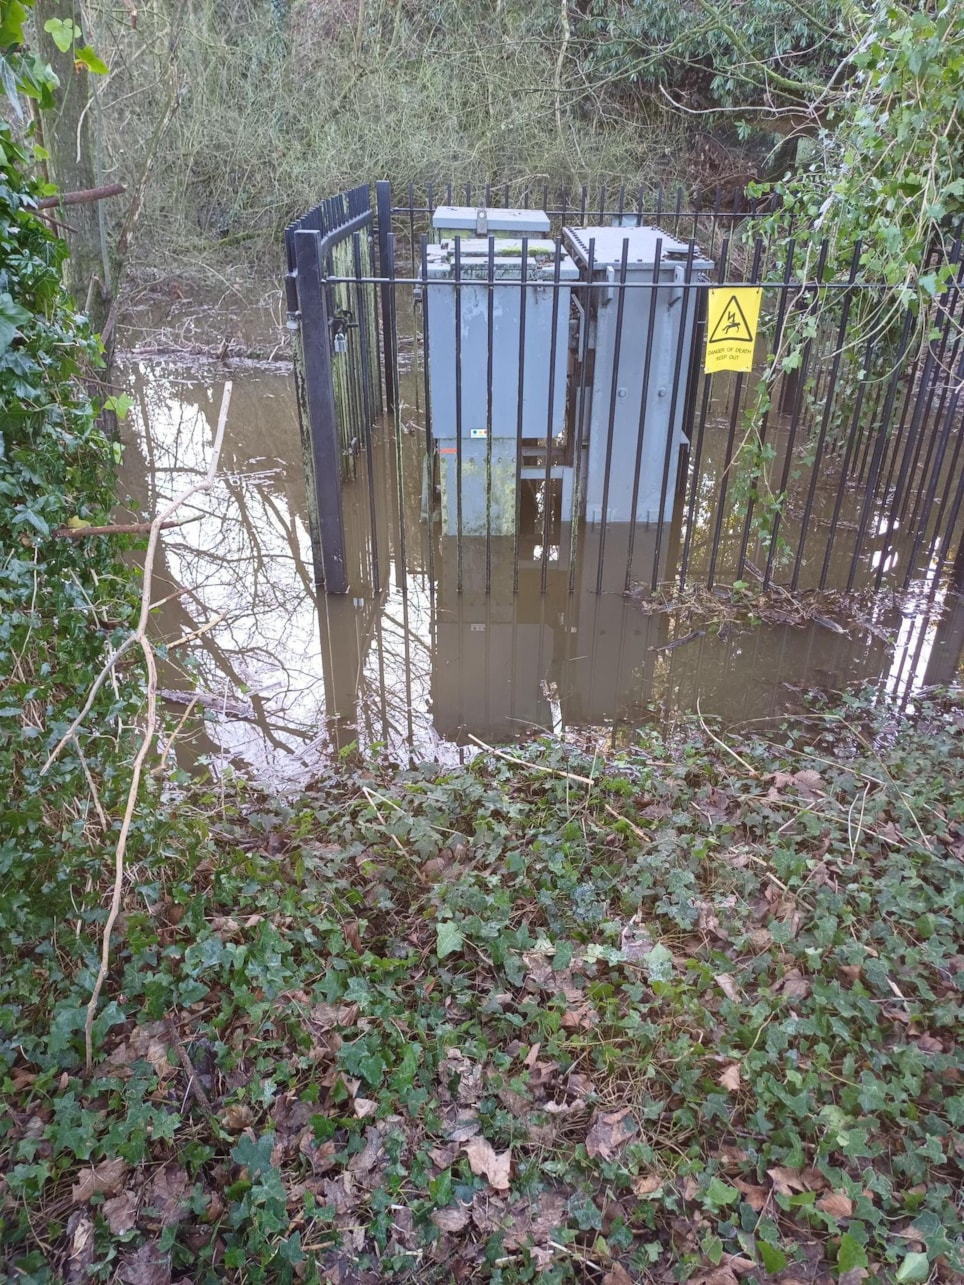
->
[285,185,381,593]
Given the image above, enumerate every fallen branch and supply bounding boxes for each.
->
[36,183,126,210]
[42,381,233,1073]
[52,519,187,538]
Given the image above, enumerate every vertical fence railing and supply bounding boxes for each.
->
[289,181,964,604]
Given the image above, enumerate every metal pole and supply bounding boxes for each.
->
[294,229,349,594]
[375,180,397,415]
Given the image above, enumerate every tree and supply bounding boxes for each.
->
[32,0,112,334]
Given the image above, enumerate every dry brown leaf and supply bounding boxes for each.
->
[220,1103,254,1132]
[780,969,811,1000]
[431,1205,470,1232]
[692,1270,739,1285]
[723,1256,758,1277]
[816,1190,854,1219]
[116,1242,172,1285]
[632,1174,663,1196]
[353,1097,378,1118]
[67,1212,95,1284]
[71,1157,128,1204]
[916,1034,944,1053]
[767,1165,808,1195]
[732,1178,768,1211]
[714,973,741,1003]
[463,1137,511,1191]
[103,1191,137,1235]
[586,1107,637,1161]
[602,1265,634,1285]
[146,1166,189,1228]
[747,928,773,951]
[718,1063,741,1093]
[793,768,823,796]
[838,1270,869,1285]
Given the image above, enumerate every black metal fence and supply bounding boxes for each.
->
[285,181,964,608]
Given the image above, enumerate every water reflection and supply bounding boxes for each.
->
[117,360,963,785]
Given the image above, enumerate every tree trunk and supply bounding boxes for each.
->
[34,0,112,342]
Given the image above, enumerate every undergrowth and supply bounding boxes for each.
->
[2,696,961,1283]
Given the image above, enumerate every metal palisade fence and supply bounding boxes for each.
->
[285,181,964,608]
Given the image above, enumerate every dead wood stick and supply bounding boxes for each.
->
[36,183,126,210]
[52,519,185,538]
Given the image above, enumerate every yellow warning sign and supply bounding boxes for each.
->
[704,287,763,373]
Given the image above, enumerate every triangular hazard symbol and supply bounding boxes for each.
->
[708,294,754,344]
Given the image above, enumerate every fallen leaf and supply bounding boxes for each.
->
[462,1137,511,1191]
[747,928,773,951]
[353,1097,378,1118]
[632,1174,663,1196]
[66,1212,95,1284]
[718,1063,741,1093]
[603,1266,634,1285]
[220,1103,254,1132]
[586,1107,637,1161]
[793,769,823,796]
[838,1270,869,1285]
[723,1257,758,1277]
[146,1165,189,1228]
[71,1157,128,1204]
[780,969,811,1001]
[117,1242,172,1285]
[916,1034,943,1053]
[692,1270,738,1285]
[732,1178,768,1211]
[767,1165,808,1195]
[714,973,741,1002]
[817,1190,854,1219]
[103,1192,137,1235]
[431,1205,470,1232]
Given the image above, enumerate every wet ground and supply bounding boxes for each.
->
[114,289,964,785]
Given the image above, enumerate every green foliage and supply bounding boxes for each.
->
[578,0,851,111]
[2,696,962,1280]
[759,1,964,313]
[0,23,145,1008]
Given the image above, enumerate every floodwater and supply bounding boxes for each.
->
[115,302,963,786]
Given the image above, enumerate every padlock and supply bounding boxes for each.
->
[333,331,348,354]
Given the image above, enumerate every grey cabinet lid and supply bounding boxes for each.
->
[432,206,551,235]
[564,225,714,273]
[427,238,578,280]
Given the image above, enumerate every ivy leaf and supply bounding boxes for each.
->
[837,1232,869,1273]
[0,53,22,120]
[0,293,30,357]
[231,1132,275,1178]
[759,1241,788,1273]
[0,2,28,48]
[436,920,463,958]
[43,18,81,53]
[895,1254,930,1283]
[75,46,108,75]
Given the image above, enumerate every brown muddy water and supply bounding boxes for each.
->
[115,300,964,786]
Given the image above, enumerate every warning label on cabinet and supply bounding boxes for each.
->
[704,287,763,373]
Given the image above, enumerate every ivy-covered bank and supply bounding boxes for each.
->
[0,108,147,945]
[1,699,962,1284]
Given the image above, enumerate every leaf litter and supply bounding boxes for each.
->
[1,694,962,1281]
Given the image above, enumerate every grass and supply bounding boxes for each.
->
[1,693,962,1282]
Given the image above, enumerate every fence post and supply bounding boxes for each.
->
[294,229,349,594]
[376,180,397,416]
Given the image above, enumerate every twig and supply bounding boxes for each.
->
[602,802,649,843]
[164,1017,214,1113]
[467,733,596,786]
[696,698,760,779]
[46,382,232,1073]
[166,613,226,649]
